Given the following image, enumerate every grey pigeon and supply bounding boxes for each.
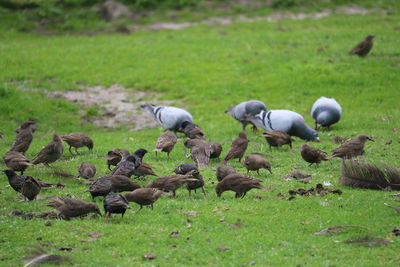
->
[141,104,193,132]
[226,100,267,131]
[248,110,319,141]
[311,97,342,130]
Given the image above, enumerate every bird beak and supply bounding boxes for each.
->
[368,137,374,141]
[315,137,320,142]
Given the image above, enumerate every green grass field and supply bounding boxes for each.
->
[1,3,400,266]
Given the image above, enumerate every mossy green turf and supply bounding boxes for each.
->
[1,9,400,267]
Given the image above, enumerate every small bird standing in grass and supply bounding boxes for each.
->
[103,194,131,218]
[215,173,269,198]
[300,144,329,167]
[10,120,36,154]
[3,169,41,201]
[216,165,236,182]
[153,130,178,158]
[4,151,33,175]
[349,35,374,57]
[262,131,293,149]
[124,188,164,211]
[32,134,64,166]
[222,131,249,164]
[106,149,130,170]
[61,133,93,155]
[146,171,198,197]
[332,134,373,159]
[243,153,272,175]
[78,162,97,179]
[110,155,138,177]
[47,197,101,219]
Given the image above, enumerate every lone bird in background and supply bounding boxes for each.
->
[222,131,249,164]
[249,110,319,141]
[216,173,269,198]
[153,130,178,158]
[4,151,33,174]
[110,155,137,177]
[216,165,236,182]
[10,120,36,154]
[47,197,101,219]
[3,169,41,201]
[243,153,272,175]
[181,121,205,139]
[146,172,197,197]
[61,133,93,155]
[141,104,193,132]
[300,144,329,167]
[311,97,342,130]
[86,177,112,199]
[32,134,64,166]
[349,35,374,57]
[124,188,164,211]
[332,134,374,159]
[262,131,293,149]
[106,149,130,170]
[226,100,267,132]
[103,194,131,218]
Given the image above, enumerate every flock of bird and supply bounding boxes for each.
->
[1,35,376,219]
[2,91,376,220]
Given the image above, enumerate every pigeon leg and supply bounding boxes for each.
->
[251,123,258,133]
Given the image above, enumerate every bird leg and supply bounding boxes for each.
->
[201,187,206,196]
[75,147,80,155]
[68,146,74,155]
[251,123,258,133]
[256,170,260,175]
[308,163,313,167]
[107,165,112,171]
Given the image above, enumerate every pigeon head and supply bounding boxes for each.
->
[134,148,148,158]
[316,111,339,128]
[357,135,374,142]
[180,121,191,129]
[225,106,234,115]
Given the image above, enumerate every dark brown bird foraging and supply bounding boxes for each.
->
[106,149,130,170]
[4,150,33,174]
[146,172,197,197]
[243,153,272,175]
[32,134,64,166]
[20,176,41,201]
[184,138,211,168]
[61,133,93,155]
[107,175,141,193]
[181,121,205,140]
[153,130,177,158]
[173,163,198,175]
[103,194,131,218]
[185,170,206,196]
[124,188,164,210]
[78,162,97,179]
[10,120,36,154]
[209,141,223,159]
[262,131,293,149]
[222,131,249,164]
[300,144,329,166]
[47,197,101,219]
[349,35,374,57]
[332,134,373,159]
[132,162,158,179]
[15,120,37,134]
[86,177,112,200]
[216,165,236,182]
[216,173,269,198]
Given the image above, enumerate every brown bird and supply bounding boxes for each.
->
[86,177,112,199]
[186,169,206,196]
[349,35,374,57]
[103,194,131,218]
[222,131,249,164]
[332,134,374,159]
[184,138,211,168]
[78,162,97,179]
[243,153,272,175]
[20,176,41,201]
[107,175,141,193]
[47,197,101,219]
[215,173,269,198]
[153,130,177,157]
[300,144,329,166]
[216,165,236,182]
[124,188,164,210]
[181,121,205,139]
[262,131,293,150]
[10,120,36,154]
[4,150,33,174]
[209,141,223,159]
[15,119,37,133]
[106,149,130,170]
[132,162,158,179]
[32,134,64,166]
[61,133,93,155]
[173,163,198,175]
[146,172,197,197]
